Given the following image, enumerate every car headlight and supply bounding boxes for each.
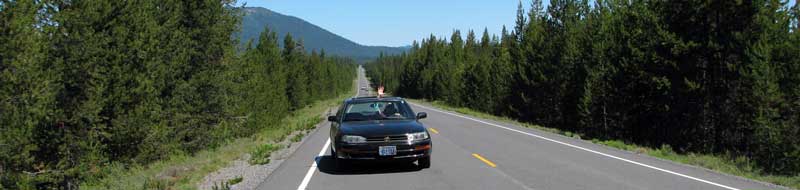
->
[407,132,429,141]
[342,135,366,143]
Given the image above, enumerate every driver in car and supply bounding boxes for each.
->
[381,103,400,118]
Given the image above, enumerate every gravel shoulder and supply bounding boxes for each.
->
[198,108,334,190]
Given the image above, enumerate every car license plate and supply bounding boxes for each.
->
[379,146,396,156]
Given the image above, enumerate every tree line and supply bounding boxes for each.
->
[366,0,800,176]
[0,0,355,188]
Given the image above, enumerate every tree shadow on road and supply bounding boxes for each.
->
[316,155,422,175]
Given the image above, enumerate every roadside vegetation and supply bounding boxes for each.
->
[291,133,306,143]
[0,1,355,189]
[248,144,281,165]
[79,85,354,189]
[368,1,800,188]
[210,176,241,190]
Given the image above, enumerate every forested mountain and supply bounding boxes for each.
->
[239,7,407,62]
[367,0,799,179]
[0,1,355,189]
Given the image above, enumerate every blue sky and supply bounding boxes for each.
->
[238,0,797,47]
[238,0,533,47]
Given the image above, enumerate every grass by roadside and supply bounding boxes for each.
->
[80,81,355,190]
[248,144,281,165]
[210,176,242,190]
[409,99,799,189]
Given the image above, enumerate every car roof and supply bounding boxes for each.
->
[345,96,404,104]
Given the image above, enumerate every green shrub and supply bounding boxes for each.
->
[212,182,230,190]
[291,133,305,143]
[228,176,243,185]
[249,144,280,165]
[142,178,170,190]
[599,140,631,151]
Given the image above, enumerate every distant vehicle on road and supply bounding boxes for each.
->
[327,96,431,168]
[360,86,366,91]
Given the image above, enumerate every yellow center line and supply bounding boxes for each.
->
[428,127,439,134]
[472,153,497,168]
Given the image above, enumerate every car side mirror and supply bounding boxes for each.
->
[416,112,427,119]
[327,116,338,122]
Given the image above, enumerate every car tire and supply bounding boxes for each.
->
[331,146,347,169]
[418,156,431,169]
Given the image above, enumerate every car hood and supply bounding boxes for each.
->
[340,120,425,137]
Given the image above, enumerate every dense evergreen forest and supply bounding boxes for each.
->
[366,0,800,176]
[0,0,355,188]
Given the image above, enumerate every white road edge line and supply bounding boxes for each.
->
[297,68,361,190]
[297,138,330,190]
[409,102,740,190]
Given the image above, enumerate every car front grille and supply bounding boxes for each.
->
[366,135,407,142]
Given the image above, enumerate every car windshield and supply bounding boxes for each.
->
[342,101,414,122]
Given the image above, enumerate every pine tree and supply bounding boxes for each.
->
[284,33,310,110]
[514,1,527,43]
[492,27,514,115]
[0,0,58,186]
[447,30,465,106]
[745,0,797,174]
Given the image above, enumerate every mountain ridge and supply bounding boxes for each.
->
[238,7,406,62]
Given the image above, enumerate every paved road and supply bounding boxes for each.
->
[256,66,781,190]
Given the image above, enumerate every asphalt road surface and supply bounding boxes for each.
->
[256,66,781,190]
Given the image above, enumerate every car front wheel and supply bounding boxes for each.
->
[418,156,431,169]
[331,146,348,169]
